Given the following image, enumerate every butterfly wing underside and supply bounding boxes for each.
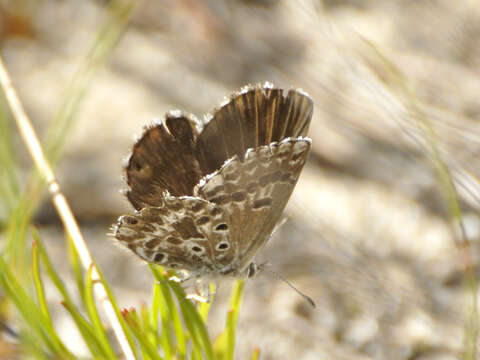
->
[125,113,203,210]
[194,137,311,274]
[114,83,313,277]
[114,196,236,273]
[196,85,313,175]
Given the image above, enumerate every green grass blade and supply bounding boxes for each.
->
[149,283,161,343]
[226,280,244,360]
[92,261,139,358]
[31,242,76,358]
[4,203,32,275]
[60,300,107,359]
[141,302,158,352]
[31,240,52,322]
[168,281,214,360]
[225,310,235,360]
[149,265,187,359]
[0,96,19,213]
[31,229,106,358]
[31,229,75,307]
[152,282,174,360]
[215,280,245,360]
[67,233,86,301]
[214,331,226,360]
[84,265,118,359]
[0,255,72,358]
[123,307,163,360]
[18,329,50,360]
[250,348,260,360]
[229,280,245,314]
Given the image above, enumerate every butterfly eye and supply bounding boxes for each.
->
[216,242,229,251]
[246,263,258,278]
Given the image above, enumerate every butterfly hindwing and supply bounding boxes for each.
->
[114,196,235,273]
[194,137,311,274]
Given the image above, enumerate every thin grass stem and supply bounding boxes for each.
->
[0,56,136,360]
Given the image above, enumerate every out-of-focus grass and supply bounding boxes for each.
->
[4,0,141,274]
[0,0,251,358]
[1,224,248,358]
[359,39,478,360]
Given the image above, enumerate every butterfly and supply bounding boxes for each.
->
[113,82,313,288]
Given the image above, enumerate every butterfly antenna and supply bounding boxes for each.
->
[260,264,316,308]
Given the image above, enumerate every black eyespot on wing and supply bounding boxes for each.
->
[216,242,229,251]
[216,223,228,231]
[154,253,165,263]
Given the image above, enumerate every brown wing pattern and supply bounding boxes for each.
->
[116,83,313,276]
[124,84,312,211]
[114,196,235,273]
[194,137,311,275]
[125,112,203,210]
[195,84,313,175]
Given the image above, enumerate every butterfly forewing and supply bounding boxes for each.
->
[195,85,313,175]
[125,113,203,210]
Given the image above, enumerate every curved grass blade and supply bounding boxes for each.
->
[167,280,214,360]
[149,265,187,359]
[0,255,73,358]
[122,307,163,360]
[67,232,86,301]
[250,348,260,360]
[60,300,107,359]
[92,261,139,358]
[32,229,105,357]
[85,265,118,359]
[0,96,19,213]
[225,280,244,360]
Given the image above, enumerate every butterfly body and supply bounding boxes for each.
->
[113,83,313,280]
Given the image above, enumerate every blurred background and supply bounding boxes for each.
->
[1,0,480,359]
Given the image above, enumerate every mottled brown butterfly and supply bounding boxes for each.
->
[113,82,313,303]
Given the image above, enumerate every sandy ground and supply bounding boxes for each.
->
[1,0,480,359]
